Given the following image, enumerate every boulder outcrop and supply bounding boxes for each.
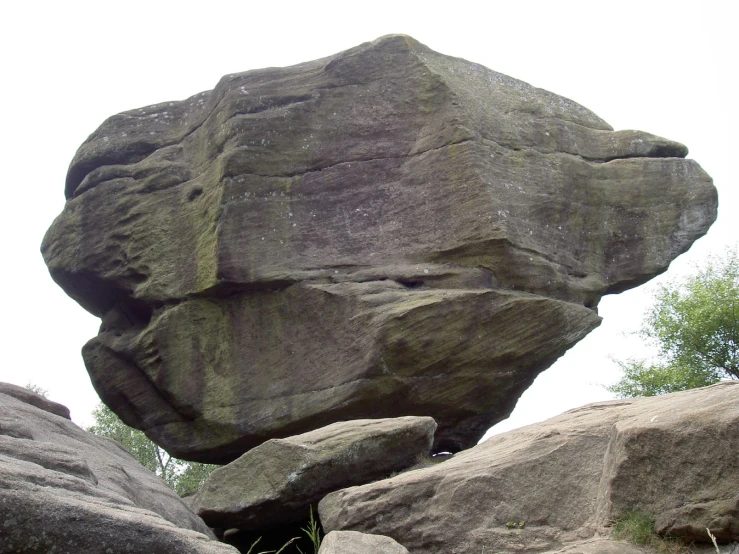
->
[192,417,435,530]
[0,382,71,420]
[42,34,717,462]
[0,384,237,554]
[319,382,739,554]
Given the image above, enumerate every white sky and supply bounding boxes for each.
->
[0,1,734,437]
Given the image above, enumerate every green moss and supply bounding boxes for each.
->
[152,299,237,428]
[186,176,222,293]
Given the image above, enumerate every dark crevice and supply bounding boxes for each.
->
[66,141,161,198]
[223,93,315,120]
[197,278,298,299]
[480,132,688,164]
[49,269,149,321]
[188,187,204,201]
[397,278,425,290]
[432,440,462,455]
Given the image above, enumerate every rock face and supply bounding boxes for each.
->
[319,382,739,554]
[0,384,237,554]
[42,34,717,462]
[318,531,410,554]
[192,417,435,530]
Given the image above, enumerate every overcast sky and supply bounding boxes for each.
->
[1,1,734,436]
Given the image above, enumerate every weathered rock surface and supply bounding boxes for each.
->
[42,34,717,462]
[318,531,409,554]
[192,417,435,530]
[0,384,237,554]
[319,382,739,554]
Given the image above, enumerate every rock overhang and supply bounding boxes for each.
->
[42,34,717,462]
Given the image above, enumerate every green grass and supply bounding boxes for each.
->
[612,510,655,545]
[242,507,322,554]
[612,510,689,554]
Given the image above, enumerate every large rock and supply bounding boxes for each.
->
[191,417,435,530]
[319,382,739,554]
[42,34,717,462]
[318,531,409,554]
[0,384,237,554]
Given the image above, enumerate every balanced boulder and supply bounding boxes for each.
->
[0,384,237,554]
[192,417,435,530]
[42,34,717,462]
[319,382,739,553]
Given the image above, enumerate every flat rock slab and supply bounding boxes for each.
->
[192,416,435,530]
[42,34,717,462]
[319,382,739,554]
[0,384,237,554]
[546,538,739,554]
[318,531,409,554]
[541,538,652,554]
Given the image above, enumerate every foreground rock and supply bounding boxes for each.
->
[192,417,435,530]
[318,531,409,554]
[42,34,717,462]
[0,384,237,554]
[319,382,739,553]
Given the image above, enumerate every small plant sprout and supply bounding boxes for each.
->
[302,506,322,553]
[244,537,262,554]
[274,537,300,554]
[708,528,720,554]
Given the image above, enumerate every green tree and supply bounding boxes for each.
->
[608,251,739,397]
[87,403,217,496]
[24,382,49,398]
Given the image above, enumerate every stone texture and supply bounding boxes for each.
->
[42,34,717,462]
[0,384,237,554]
[319,382,739,554]
[191,417,435,530]
[318,531,409,554]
